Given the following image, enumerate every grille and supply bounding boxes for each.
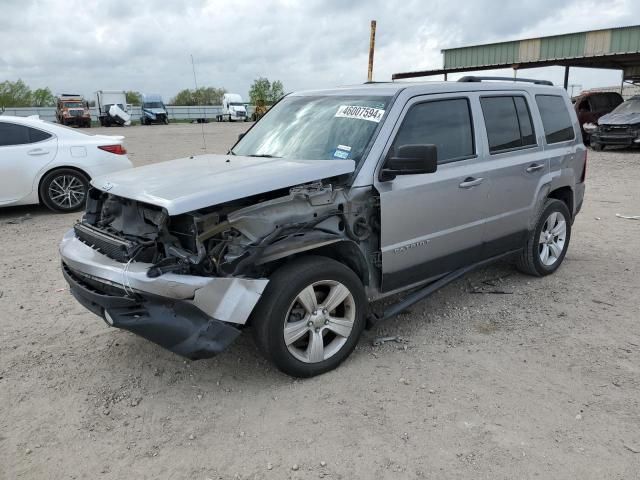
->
[69,110,83,117]
[74,223,136,263]
[601,125,630,133]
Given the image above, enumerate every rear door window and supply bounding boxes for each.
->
[481,96,536,153]
[392,98,475,164]
[535,95,575,144]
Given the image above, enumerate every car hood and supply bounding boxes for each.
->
[143,107,166,114]
[598,111,640,126]
[91,154,355,215]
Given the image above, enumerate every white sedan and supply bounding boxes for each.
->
[0,115,132,212]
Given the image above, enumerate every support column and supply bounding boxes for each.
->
[563,66,570,90]
[444,72,448,81]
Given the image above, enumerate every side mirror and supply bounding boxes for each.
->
[380,144,438,181]
[238,133,245,141]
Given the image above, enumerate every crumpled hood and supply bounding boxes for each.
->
[91,154,355,215]
[598,111,640,126]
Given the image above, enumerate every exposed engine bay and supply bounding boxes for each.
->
[76,182,380,283]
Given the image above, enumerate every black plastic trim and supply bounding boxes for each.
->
[62,263,240,359]
[381,230,526,293]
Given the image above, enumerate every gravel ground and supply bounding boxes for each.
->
[1,123,639,479]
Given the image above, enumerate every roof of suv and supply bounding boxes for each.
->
[291,81,562,97]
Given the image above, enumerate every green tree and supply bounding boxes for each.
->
[248,77,285,106]
[0,79,33,107]
[170,87,226,106]
[31,87,56,107]
[270,80,285,103]
[125,90,142,105]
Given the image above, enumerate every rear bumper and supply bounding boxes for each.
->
[59,229,269,358]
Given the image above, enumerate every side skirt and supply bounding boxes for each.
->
[368,249,521,328]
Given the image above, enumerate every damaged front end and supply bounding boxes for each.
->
[60,181,378,359]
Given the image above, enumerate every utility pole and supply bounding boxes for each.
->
[367,20,377,82]
[568,84,582,97]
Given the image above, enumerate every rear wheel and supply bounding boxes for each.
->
[516,199,571,276]
[251,256,367,377]
[40,168,89,213]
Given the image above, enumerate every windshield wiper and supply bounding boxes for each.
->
[247,154,282,158]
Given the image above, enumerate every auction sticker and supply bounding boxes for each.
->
[333,144,352,159]
[335,105,385,123]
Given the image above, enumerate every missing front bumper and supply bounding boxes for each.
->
[63,263,241,359]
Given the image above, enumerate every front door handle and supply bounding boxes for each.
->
[27,148,48,156]
[459,177,484,189]
[526,163,545,173]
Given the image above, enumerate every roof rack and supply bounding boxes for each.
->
[457,76,553,86]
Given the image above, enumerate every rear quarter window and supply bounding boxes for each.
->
[535,95,575,144]
[0,122,52,146]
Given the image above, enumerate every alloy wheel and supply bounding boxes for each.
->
[283,280,356,364]
[48,174,86,210]
[538,211,567,266]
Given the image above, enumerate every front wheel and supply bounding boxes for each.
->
[591,142,604,151]
[516,199,571,276]
[251,256,367,377]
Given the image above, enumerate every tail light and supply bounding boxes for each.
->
[580,150,587,182]
[98,144,127,155]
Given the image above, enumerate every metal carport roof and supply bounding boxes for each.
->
[393,25,640,86]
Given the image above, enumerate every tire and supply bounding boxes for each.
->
[251,256,367,377]
[39,168,89,213]
[516,199,572,277]
[591,142,604,151]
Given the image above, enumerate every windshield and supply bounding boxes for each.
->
[611,97,640,114]
[144,102,164,109]
[229,102,244,106]
[63,102,84,108]
[232,95,390,162]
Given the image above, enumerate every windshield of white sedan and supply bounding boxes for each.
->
[231,95,391,162]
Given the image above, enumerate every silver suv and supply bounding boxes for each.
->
[60,78,586,377]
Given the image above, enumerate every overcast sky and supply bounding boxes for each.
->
[1,0,638,101]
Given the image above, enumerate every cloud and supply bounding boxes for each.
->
[0,0,637,101]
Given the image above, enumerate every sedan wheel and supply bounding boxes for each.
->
[40,169,89,213]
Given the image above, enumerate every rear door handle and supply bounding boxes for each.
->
[27,148,48,156]
[459,177,484,189]
[526,163,545,173]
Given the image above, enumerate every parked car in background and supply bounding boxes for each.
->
[96,90,131,127]
[587,96,640,150]
[60,78,586,377]
[140,94,169,125]
[218,93,248,122]
[56,94,92,128]
[0,115,132,212]
[573,91,623,143]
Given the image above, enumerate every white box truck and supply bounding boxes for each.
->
[218,93,248,122]
[96,90,131,127]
